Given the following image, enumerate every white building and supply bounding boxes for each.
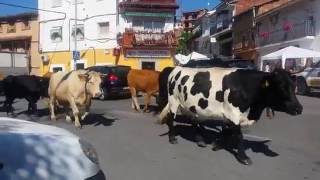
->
[38,0,178,73]
[256,0,320,68]
[39,0,120,72]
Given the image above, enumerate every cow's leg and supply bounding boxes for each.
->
[81,98,91,120]
[67,97,81,128]
[143,93,151,112]
[234,125,252,165]
[49,96,57,121]
[4,97,15,116]
[192,122,207,147]
[130,87,140,112]
[166,112,177,144]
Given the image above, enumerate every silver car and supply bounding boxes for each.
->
[0,118,106,180]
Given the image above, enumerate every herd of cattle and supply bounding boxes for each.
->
[0,65,303,165]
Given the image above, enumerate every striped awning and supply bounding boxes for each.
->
[124,12,174,18]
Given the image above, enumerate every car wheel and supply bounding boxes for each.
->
[296,77,310,95]
[99,87,109,100]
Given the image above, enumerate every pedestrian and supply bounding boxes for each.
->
[264,62,274,119]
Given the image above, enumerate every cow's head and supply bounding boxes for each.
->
[266,69,302,115]
[78,71,102,98]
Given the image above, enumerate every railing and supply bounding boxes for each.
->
[122,29,177,48]
[256,20,315,47]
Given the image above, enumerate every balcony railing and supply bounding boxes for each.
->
[122,29,177,48]
[256,20,315,47]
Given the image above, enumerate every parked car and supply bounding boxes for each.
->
[86,65,131,100]
[0,117,106,180]
[296,61,320,95]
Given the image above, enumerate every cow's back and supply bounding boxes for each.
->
[3,75,43,99]
[127,69,160,92]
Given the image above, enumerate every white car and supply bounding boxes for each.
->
[0,117,105,180]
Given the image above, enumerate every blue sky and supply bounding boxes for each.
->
[0,0,219,16]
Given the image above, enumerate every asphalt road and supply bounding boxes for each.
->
[0,95,319,180]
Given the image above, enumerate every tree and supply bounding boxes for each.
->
[176,31,193,55]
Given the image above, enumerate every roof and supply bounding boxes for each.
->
[0,12,38,22]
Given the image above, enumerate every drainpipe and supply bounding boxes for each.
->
[74,0,78,70]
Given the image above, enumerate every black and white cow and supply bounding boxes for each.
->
[3,75,50,115]
[158,66,303,165]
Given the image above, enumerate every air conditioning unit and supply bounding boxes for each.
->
[41,54,49,63]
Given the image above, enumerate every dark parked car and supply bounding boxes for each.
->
[86,65,131,100]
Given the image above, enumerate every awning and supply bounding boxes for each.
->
[123,12,174,18]
[175,52,209,65]
[261,46,320,68]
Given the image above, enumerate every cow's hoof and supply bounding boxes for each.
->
[197,141,207,148]
[236,156,252,165]
[66,116,72,123]
[212,142,222,151]
[75,123,82,129]
[51,116,57,121]
[169,137,178,144]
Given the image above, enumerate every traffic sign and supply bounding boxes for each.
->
[72,51,80,60]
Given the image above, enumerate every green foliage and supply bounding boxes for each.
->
[176,31,193,55]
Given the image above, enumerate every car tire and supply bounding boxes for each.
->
[99,87,109,100]
[296,77,310,95]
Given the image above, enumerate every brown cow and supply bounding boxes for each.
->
[48,70,102,128]
[127,69,160,112]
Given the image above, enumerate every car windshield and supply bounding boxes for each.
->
[87,67,110,74]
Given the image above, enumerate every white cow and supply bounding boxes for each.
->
[48,70,102,128]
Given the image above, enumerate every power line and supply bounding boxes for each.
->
[0,2,65,16]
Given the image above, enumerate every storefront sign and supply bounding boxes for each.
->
[126,49,171,58]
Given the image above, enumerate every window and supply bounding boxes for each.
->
[0,24,3,33]
[98,22,109,36]
[52,0,62,7]
[22,21,30,30]
[72,24,84,41]
[132,19,165,32]
[50,64,65,72]
[76,63,85,70]
[53,67,63,72]
[7,22,16,33]
[50,26,63,43]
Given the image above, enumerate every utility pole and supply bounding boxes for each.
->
[73,0,78,70]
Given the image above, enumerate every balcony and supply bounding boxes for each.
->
[119,0,179,13]
[210,19,232,36]
[256,20,315,47]
[122,29,177,48]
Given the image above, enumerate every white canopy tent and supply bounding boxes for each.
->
[261,46,320,69]
[175,52,209,65]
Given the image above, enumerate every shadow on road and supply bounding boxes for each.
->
[307,92,320,98]
[162,122,279,163]
[82,113,116,127]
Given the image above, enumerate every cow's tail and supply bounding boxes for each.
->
[157,103,170,124]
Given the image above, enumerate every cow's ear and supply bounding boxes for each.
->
[78,74,89,81]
